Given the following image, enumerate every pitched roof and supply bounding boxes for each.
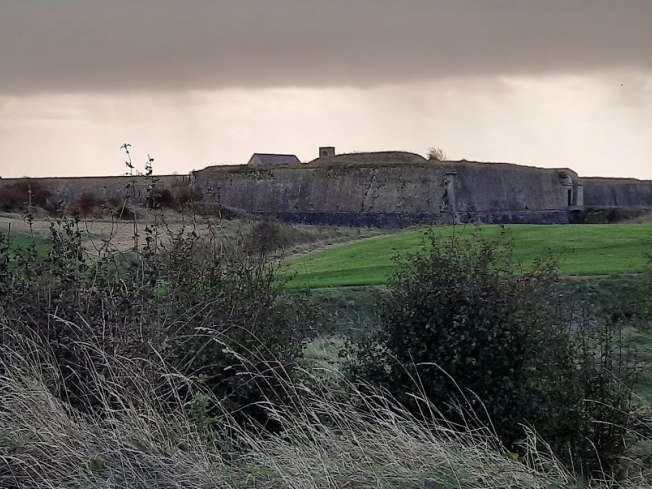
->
[248,153,301,166]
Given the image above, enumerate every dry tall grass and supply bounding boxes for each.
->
[0,326,606,489]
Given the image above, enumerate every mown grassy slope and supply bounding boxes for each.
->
[285,223,652,288]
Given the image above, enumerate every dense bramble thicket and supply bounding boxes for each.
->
[0,217,315,420]
[348,230,636,476]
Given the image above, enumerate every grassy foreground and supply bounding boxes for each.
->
[1,333,583,489]
[285,223,652,288]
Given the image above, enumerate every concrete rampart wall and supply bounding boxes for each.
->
[583,177,652,207]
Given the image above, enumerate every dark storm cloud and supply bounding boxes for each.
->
[1,0,651,94]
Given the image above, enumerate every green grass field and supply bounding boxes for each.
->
[3,234,50,257]
[285,223,652,288]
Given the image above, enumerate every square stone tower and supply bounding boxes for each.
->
[319,146,336,158]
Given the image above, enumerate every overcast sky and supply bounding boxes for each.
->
[1,0,651,178]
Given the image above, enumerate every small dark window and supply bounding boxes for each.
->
[567,189,573,206]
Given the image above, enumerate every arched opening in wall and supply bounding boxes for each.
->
[568,189,573,207]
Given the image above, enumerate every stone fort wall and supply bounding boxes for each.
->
[440,161,575,224]
[2,157,652,226]
[582,177,652,207]
[193,162,450,226]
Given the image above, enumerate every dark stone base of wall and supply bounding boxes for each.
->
[253,210,569,227]
[456,210,570,225]
[569,207,652,224]
[254,212,454,227]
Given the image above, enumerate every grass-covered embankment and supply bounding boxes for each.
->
[285,223,652,288]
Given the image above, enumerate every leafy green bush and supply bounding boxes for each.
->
[348,229,635,475]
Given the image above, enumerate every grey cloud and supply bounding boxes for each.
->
[1,0,651,94]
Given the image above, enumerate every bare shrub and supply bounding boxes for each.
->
[114,203,137,220]
[77,191,97,215]
[245,218,291,254]
[427,146,447,161]
[173,183,203,207]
